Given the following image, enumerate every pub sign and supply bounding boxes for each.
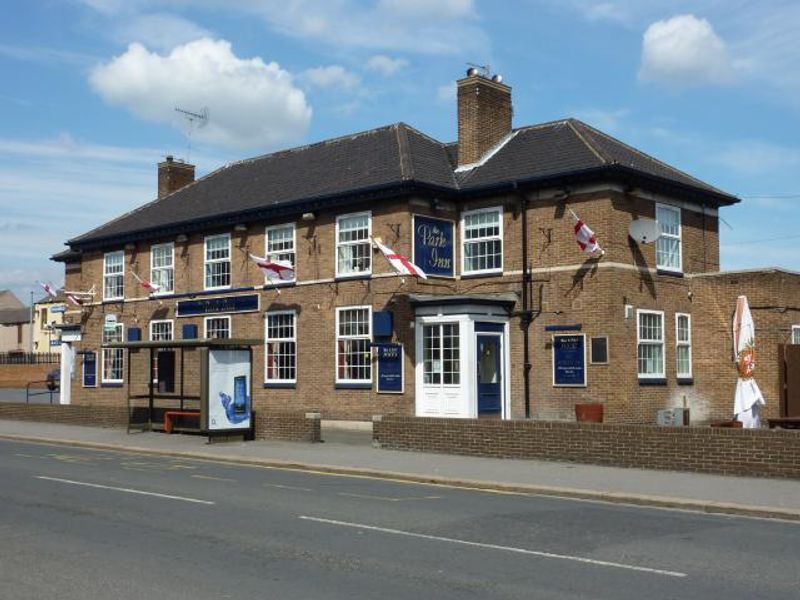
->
[413,215,455,278]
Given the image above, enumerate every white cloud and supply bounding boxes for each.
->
[437,82,456,104]
[88,38,312,150]
[366,55,409,76]
[571,108,629,132]
[639,14,734,86]
[113,13,213,51]
[301,65,362,91]
[377,0,475,19]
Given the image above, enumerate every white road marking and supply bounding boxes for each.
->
[299,516,687,578]
[191,474,237,482]
[338,492,441,502]
[35,476,215,505]
[264,483,312,492]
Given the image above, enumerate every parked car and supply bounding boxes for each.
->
[46,369,60,391]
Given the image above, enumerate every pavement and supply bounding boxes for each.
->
[0,418,799,521]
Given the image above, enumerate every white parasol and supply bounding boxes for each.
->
[732,295,765,428]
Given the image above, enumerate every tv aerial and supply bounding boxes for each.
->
[466,62,491,78]
[175,105,209,162]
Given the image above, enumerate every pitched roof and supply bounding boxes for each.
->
[65,119,738,249]
[0,290,25,311]
[0,307,29,325]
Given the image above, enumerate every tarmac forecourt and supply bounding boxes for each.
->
[1,431,799,523]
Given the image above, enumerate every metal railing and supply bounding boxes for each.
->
[25,379,58,404]
[0,352,60,365]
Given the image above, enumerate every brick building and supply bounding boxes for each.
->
[53,71,800,425]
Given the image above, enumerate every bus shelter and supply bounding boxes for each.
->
[103,338,261,439]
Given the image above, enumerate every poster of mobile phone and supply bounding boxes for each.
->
[207,349,251,431]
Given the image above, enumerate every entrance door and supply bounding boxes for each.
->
[477,334,502,414]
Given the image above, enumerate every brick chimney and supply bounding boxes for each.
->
[158,156,195,199]
[457,70,512,167]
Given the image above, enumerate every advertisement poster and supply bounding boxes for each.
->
[552,334,587,387]
[376,343,404,394]
[207,349,251,431]
[413,215,455,277]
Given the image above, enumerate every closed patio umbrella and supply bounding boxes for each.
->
[732,295,765,428]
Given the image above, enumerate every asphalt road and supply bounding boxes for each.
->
[1,439,797,600]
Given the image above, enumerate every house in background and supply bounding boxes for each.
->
[51,70,800,425]
[32,291,65,354]
[0,290,31,354]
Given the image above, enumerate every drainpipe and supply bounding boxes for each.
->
[516,184,532,419]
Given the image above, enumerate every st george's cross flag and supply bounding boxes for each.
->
[131,270,161,293]
[248,253,295,282]
[65,292,84,306]
[38,281,58,298]
[372,237,427,279]
[569,208,603,255]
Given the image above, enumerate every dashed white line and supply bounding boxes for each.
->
[298,516,687,578]
[35,476,215,505]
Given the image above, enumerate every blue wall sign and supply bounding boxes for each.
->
[413,215,454,277]
[376,343,404,394]
[177,294,259,317]
[552,334,587,387]
[83,351,97,388]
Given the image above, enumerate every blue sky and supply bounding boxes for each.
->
[1,0,799,303]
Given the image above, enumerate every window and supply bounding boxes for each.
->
[39,308,48,330]
[656,204,681,272]
[204,234,231,289]
[102,323,124,383]
[103,251,124,300]
[423,323,460,385]
[792,326,800,345]
[265,311,297,383]
[336,212,371,277]
[150,243,174,294]
[676,314,692,379]
[336,307,372,383]
[590,336,609,365]
[204,316,231,339]
[637,310,665,379]
[462,207,503,274]
[150,320,174,342]
[266,224,296,283]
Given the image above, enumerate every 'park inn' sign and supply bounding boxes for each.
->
[413,215,454,278]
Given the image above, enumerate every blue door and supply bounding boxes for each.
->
[477,334,502,414]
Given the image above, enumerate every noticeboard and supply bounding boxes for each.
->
[413,215,455,278]
[205,348,252,431]
[375,343,404,394]
[82,352,97,388]
[552,334,587,387]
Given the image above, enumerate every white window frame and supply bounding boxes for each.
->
[265,223,296,284]
[265,310,297,384]
[204,315,231,339]
[204,234,231,290]
[150,242,175,295]
[637,309,665,379]
[101,323,124,384]
[335,212,372,278]
[422,322,461,387]
[461,206,504,275]
[103,250,125,301]
[675,313,692,379]
[656,203,682,273]
[792,325,800,345]
[149,319,174,342]
[335,305,372,384]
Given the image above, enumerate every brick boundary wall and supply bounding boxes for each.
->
[0,364,53,388]
[0,403,128,428]
[373,415,800,479]
[255,411,321,443]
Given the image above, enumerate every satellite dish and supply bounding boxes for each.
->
[629,219,661,244]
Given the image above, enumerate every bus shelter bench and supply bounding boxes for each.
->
[164,410,201,433]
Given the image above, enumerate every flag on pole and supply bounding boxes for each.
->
[131,270,161,293]
[372,237,427,279]
[568,208,603,255]
[248,254,295,282]
[38,281,58,298]
[732,295,765,428]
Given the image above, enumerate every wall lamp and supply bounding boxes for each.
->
[302,212,316,222]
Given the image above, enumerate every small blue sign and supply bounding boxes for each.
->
[413,215,454,277]
[83,351,97,388]
[376,343,403,393]
[177,294,259,317]
[552,334,586,387]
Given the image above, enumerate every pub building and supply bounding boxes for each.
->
[52,70,800,426]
